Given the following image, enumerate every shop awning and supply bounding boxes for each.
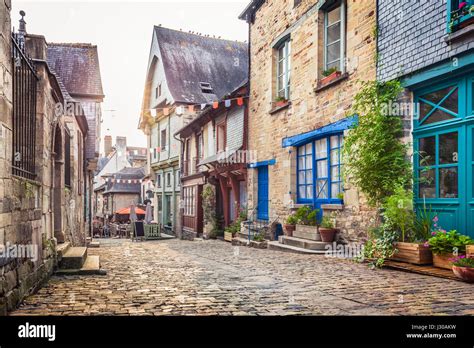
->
[282,115,357,148]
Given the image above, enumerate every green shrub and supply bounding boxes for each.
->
[427,230,474,256]
[320,216,334,229]
[382,185,414,242]
[286,215,298,225]
[294,206,318,226]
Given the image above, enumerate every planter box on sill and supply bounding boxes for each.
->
[390,242,433,265]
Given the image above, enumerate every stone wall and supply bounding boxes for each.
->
[247,0,378,241]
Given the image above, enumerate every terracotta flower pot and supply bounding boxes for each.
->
[284,224,295,237]
[452,266,474,283]
[275,100,288,107]
[320,71,342,85]
[319,228,336,243]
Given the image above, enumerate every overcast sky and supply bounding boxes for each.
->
[12,0,249,153]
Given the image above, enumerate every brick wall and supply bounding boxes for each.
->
[377,0,474,81]
[247,0,378,241]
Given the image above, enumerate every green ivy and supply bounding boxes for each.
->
[343,80,411,208]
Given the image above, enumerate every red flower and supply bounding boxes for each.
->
[459,2,468,9]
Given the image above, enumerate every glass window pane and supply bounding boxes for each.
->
[331,183,340,198]
[331,166,340,181]
[439,167,458,198]
[316,180,328,199]
[419,136,435,167]
[305,143,312,154]
[306,170,313,184]
[326,60,340,72]
[419,101,432,120]
[298,146,305,156]
[418,169,436,198]
[298,171,305,184]
[330,135,340,149]
[440,88,458,114]
[317,160,328,178]
[306,185,313,199]
[327,43,341,65]
[315,139,327,159]
[439,132,458,164]
[298,156,305,170]
[299,186,306,199]
[327,22,341,44]
[423,109,456,125]
[421,86,453,105]
[327,6,341,25]
[305,156,312,169]
[330,149,340,165]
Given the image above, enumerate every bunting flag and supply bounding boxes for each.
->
[150,108,157,117]
[200,103,206,110]
[176,106,183,115]
[237,97,244,106]
[225,99,231,108]
[188,105,194,113]
[163,108,170,116]
[213,101,219,109]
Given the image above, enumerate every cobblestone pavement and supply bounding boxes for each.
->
[9,239,474,316]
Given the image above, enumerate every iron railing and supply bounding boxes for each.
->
[11,33,38,180]
[243,202,281,242]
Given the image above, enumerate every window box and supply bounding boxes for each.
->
[390,242,433,265]
[320,70,342,85]
[448,1,474,32]
[269,100,291,114]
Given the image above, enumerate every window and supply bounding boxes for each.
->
[64,130,71,188]
[447,0,474,32]
[417,85,459,126]
[161,129,167,151]
[418,132,459,199]
[183,186,195,216]
[297,135,344,202]
[217,123,226,152]
[324,1,345,72]
[276,38,291,100]
[156,174,162,188]
[166,172,171,187]
[199,82,213,94]
[197,133,203,160]
[156,83,162,98]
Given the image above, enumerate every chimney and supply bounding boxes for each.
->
[115,136,127,158]
[104,135,112,156]
[19,11,27,36]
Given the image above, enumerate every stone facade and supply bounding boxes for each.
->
[243,0,377,241]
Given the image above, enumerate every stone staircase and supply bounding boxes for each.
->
[268,227,337,255]
[55,242,106,275]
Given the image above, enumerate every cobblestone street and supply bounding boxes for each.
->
[9,239,474,316]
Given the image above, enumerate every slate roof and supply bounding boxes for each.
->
[154,26,248,104]
[104,167,145,194]
[47,43,104,97]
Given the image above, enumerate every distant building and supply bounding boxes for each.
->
[138,26,248,236]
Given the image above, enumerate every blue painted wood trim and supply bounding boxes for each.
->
[281,115,358,148]
[402,52,474,88]
[248,159,276,169]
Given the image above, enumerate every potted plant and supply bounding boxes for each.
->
[450,255,474,283]
[274,96,288,108]
[427,229,474,269]
[320,67,342,85]
[284,214,298,237]
[319,215,337,243]
[293,206,320,240]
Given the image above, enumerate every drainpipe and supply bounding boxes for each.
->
[173,128,185,239]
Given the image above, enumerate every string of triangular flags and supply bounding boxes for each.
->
[105,178,143,184]
[149,95,249,117]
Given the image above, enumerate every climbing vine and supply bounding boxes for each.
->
[342,80,411,208]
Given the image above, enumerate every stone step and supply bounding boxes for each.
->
[280,236,331,251]
[88,240,100,248]
[293,229,321,241]
[56,242,71,263]
[59,247,87,269]
[267,241,328,255]
[56,255,106,276]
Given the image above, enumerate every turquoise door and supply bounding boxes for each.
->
[414,74,474,237]
[257,166,269,220]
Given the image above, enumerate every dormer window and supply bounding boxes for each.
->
[200,82,213,94]
[156,83,162,99]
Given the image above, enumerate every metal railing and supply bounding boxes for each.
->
[244,202,280,242]
[11,32,38,180]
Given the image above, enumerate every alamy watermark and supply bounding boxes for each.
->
[0,242,39,262]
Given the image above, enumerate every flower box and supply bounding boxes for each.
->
[390,242,433,265]
[319,71,342,86]
[432,253,456,270]
[466,245,474,258]
[294,224,321,241]
[224,231,233,242]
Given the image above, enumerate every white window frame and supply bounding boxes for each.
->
[323,1,346,73]
[276,38,291,100]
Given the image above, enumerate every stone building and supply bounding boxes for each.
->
[138,26,248,236]
[377,0,474,237]
[239,0,377,244]
[0,9,95,314]
[176,82,249,239]
[47,41,104,237]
